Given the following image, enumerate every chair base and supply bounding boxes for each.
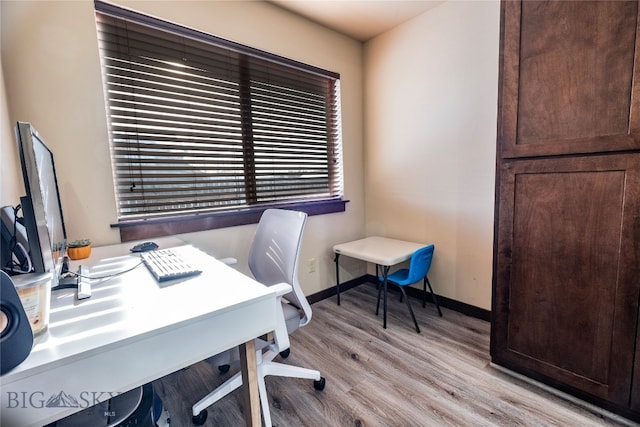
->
[192,349,323,427]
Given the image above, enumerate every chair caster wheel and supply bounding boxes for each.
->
[218,364,230,374]
[279,348,290,359]
[192,409,208,425]
[313,377,326,390]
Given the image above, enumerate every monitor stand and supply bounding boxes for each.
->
[56,264,91,300]
[76,265,91,299]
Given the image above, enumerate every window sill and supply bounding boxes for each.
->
[112,199,348,242]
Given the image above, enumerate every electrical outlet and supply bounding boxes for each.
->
[308,258,316,273]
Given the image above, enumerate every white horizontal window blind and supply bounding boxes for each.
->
[95,2,343,220]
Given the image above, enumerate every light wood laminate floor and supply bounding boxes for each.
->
[153,284,637,426]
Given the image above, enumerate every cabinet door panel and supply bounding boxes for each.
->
[500,1,640,158]
[492,154,640,405]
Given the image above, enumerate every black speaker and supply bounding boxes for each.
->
[1,270,34,375]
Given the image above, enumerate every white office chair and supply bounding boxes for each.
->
[191,209,325,426]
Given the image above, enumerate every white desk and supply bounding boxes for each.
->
[333,236,439,329]
[1,238,277,427]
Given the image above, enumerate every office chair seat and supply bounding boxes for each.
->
[282,302,302,333]
[377,244,442,333]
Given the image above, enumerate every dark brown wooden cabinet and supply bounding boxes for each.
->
[491,1,640,422]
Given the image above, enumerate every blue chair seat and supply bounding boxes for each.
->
[386,268,411,285]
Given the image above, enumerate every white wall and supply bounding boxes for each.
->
[0,5,22,207]
[364,1,500,309]
[0,0,366,295]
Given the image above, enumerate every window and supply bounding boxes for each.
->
[94,1,345,241]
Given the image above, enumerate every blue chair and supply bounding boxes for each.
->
[376,244,442,333]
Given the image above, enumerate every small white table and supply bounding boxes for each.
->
[1,239,276,427]
[333,236,440,329]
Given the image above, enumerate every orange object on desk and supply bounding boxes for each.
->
[67,245,91,260]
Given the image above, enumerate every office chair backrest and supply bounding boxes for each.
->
[248,209,312,326]
[406,245,435,284]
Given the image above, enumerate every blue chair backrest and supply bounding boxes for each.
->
[406,245,435,284]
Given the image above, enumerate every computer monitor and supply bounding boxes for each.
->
[15,121,67,286]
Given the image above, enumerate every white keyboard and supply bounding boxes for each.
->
[140,249,202,282]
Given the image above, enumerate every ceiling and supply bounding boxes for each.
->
[268,0,445,42]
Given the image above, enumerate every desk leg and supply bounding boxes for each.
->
[239,340,261,427]
[375,264,382,315]
[382,266,390,329]
[334,253,341,305]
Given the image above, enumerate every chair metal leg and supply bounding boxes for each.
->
[399,286,420,333]
[422,277,427,308]
[425,277,442,317]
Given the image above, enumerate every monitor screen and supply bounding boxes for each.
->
[16,122,67,283]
